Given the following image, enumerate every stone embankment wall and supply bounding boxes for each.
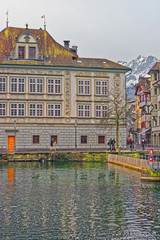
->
[108,154,148,171]
[0,152,108,162]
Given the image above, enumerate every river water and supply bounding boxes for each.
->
[0,161,160,240]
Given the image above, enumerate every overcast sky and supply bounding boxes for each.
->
[0,0,160,62]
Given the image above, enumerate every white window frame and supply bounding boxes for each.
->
[78,105,90,118]
[78,80,90,95]
[11,103,25,117]
[0,103,6,116]
[96,105,107,118]
[48,104,61,117]
[29,78,43,94]
[11,77,25,93]
[0,78,6,93]
[29,103,43,117]
[96,80,107,95]
[48,79,61,94]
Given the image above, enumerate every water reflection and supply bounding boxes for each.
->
[0,162,160,239]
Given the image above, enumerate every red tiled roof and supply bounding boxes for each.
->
[0,26,130,70]
[0,27,76,64]
[135,78,151,95]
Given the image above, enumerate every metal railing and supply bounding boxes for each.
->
[119,151,160,171]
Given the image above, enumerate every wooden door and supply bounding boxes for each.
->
[8,136,15,152]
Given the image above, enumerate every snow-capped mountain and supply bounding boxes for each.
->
[118,55,158,97]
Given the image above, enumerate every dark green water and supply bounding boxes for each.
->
[0,162,160,240]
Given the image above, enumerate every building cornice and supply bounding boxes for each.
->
[0,63,130,73]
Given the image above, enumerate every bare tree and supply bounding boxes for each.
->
[100,83,132,150]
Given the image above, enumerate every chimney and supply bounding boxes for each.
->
[71,45,78,55]
[64,40,70,50]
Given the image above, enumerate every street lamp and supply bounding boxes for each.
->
[14,120,16,152]
[75,120,77,151]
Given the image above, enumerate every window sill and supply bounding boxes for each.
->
[77,94,91,96]
[94,94,108,97]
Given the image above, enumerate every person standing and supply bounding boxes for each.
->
[112,138,116,151]
[50,137,53,151]
[108,139,112,151]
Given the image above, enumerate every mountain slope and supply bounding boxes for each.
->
[118,55,158,97]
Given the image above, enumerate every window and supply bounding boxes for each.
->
[154,88,157,95]
[98,136,105,144]
[154,73,157,81]
[33,135,39,144]
[48,104,61,117]
[37,104,43,116]
[155,104,157,110]
[29,104,36,116]
[78,105,90,118]
[51,135,58,144]
[18,46,25,59]
[78,80,90,95]
[154,134,157,145]
[29,78,43,93]
[96,105,107,118]
[11,103,25,116]
[0,103,6,116]
[29,104,43,117]
[11,78,25,93]
[0,78,6,92]
[147,94,151,101]
[29,47,36,59]
[81,136,87,144]
[96,81,107,95]
[18,104,25,116]
[48,79,61,94]
[37,79,43,93]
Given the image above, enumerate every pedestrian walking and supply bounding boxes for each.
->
[108,139,112,151]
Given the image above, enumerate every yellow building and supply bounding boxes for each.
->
[0,24,130,151]
[149,62,160,145]
[134,76,151,144]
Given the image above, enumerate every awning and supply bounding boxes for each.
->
[139,128,151,135]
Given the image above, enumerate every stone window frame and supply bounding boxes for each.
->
[29,78,43,94]
[10,103,25,117]
[29,103,43,117]
[0,77,6,93]
[50,135,58,145]
[47,78,61,94]
[78,80,90,95]
[95,80,108,96]
[10,77,25,93]
[78,104,90,118]
[0,103,6,116]
[32,135,40,144]
[47,104,61,117]
[81,135,88,144]
[95,105,107,118]
[18,46,25,59]
[98,135,105,144]
[29,46,36,60]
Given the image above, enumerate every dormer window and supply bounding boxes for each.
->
[29,47,36,59]
[9,24,45,62]
[18,46,25,59]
